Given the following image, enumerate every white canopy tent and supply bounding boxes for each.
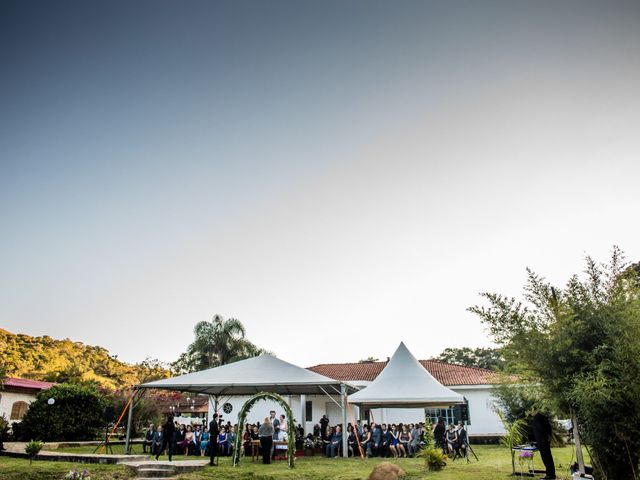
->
[126,355,358,457]
[349,342,465,408]
[137,354,355,396]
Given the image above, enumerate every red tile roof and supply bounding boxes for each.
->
[4,378,55,391]
[307,360,498,386]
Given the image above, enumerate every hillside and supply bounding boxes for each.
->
[0,328,170,390]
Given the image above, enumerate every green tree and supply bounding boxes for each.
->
[172,315,266,373]
[433,347,505,370]
[15,384,108,441]
[469,247,640,479]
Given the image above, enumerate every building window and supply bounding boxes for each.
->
[425,401,470,426]
[10,401,28,420]
[305,401,312,422]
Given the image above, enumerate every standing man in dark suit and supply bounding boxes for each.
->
[155,414,175,462]
[533,411,556,480]
[209,413,220,466]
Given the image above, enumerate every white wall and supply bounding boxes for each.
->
[0,390,38,423]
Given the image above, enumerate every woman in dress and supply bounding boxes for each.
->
[445,424,459,454]
[385,424,398,458]
[179,425,194,455]
[218,426,230,456]
[361,425,373,457]
[399,424,412,457]
[199,426,210,456]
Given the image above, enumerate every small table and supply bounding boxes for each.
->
[512,445,543,477]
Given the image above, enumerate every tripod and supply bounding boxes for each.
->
[93,425,114,454]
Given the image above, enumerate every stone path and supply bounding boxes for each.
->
[2,443,209,478]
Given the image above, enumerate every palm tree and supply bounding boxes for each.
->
[496,409,528,475]
[172,315,266,373]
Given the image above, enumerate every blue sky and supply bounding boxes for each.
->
[1,0,640,367]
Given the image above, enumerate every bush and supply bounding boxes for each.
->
[16,384,108,441]
[419,447,447,471]
[25,440,43,465]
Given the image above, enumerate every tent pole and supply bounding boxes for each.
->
[300,394,306,436]
[124,388,137,455]
[341,384,348,458]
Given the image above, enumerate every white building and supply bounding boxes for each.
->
[0,378,55,423]
[210,359,505,439]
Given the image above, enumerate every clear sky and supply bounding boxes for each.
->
[1,0,639,368]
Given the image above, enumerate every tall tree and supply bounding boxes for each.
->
[469,247,640,479]
[172,315,266,373]
[433,347,505,370]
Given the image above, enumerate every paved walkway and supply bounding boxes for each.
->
[1,441,148,464]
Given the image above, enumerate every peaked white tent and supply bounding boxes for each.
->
[348,342,465,408]
[138,354,356,396]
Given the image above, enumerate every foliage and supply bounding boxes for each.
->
[0,329,170,390]
[433,347,505,371]
[232,391,296,469]
[15,384,108,441]
[422,413,434,449]
[24,440,43,465]
[359,357,380,363]
[492,381,565,447]
[171,315,267,374]
[111,389,162,437]
[417,447,447,471]
[469,247,640,480]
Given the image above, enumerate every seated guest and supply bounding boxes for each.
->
[228,425,237,455]
[193,425,202,454]
[361,425,373,457]
[347,424,356,457]
[398,424,411,457]
[179,425,194,455]
[456,422,468,455]
[410,423,421,455]
[152,425,163,456]
[383,424,396,458]
[371,423,382,457]
[326,425,342,458]
[445,424,458,454]
[144,424,155,454]
[242,424,253,456]
[218,427,230,456]
[200,427,210,456]
[322,425,333,452]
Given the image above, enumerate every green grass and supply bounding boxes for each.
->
[5,445,588,480]
[0,457,132,480]
[171,445,587,480]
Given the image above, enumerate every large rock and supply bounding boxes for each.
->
[368,462,406,480]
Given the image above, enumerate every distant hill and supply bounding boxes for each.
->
[0,328,170,390]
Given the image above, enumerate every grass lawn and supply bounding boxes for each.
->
[0,457,132,480]
[24,444,589,480]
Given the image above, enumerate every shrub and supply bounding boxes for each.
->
[24,439,43,465]
[419,447,447,471]
[17,384,108,441]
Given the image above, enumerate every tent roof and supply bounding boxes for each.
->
[138,354,358,396]
[348,342,465,408]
